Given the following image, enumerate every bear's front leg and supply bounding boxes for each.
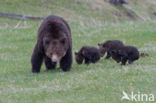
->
[121,57,128,65]
[45,56,57,70]
[60,48,72,72]
[105,51,111,59]
[128,60,133,64]
[31,44,44,73]
[84,58,90,65]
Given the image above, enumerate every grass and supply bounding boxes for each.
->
[0,0,156,103]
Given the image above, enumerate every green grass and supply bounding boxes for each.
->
[0,0,156,103]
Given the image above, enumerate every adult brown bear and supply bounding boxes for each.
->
[31,15,72,73]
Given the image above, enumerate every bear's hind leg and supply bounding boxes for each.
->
[128,60,133,64]
[121,57,128,65]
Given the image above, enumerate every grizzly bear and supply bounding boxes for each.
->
[31,15,72,73]
[98,40,124,59]
[111,46,139,65]
[75,46,100,65]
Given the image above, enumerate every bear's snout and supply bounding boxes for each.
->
[51,53,59,63]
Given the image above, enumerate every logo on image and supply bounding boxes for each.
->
[121,91,155,102]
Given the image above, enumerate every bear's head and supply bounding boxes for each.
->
[42,21,69,63]
[98,43,107,57]
[75,51,84,64]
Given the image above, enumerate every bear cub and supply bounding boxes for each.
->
[75,46,100,65]
[111,46,139,65]
[98,40,124,59]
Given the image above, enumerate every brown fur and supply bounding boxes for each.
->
[98,40,124,59]
[31,15,72,73]
[75,46,100,65]
[111,46,139,65]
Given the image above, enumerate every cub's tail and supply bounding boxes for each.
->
[140,53,149,57]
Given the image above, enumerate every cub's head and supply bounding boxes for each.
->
[98,43,107,57]
[75,51,84,64]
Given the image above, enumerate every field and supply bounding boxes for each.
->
[0,0,156,103]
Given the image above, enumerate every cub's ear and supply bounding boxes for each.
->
[75,50,78,55]
[98,43,101,46]
[102,44,106,47]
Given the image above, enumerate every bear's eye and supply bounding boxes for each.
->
[45,40,50,45]
[61,39,66,45]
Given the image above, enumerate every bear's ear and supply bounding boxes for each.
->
[98,43,101,46]
[102,44,106,47]
[75,50,78,55]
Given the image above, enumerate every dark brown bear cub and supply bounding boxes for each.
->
[75,46,100,65]
[112,46,139,65]
[31,15,72,73]
[98,40,124,59]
